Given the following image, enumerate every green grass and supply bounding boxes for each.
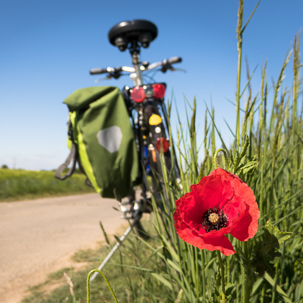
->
[47,268,75,280]
[21,217,175,303]
[0,169,94,202]
[140,2,303,302]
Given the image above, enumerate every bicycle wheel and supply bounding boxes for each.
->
[143,103,173,207]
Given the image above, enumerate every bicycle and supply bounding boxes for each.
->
[88,20,183,281]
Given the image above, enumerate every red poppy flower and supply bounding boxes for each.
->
[174,167,260,256]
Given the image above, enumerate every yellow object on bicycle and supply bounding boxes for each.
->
[149,114,162,125]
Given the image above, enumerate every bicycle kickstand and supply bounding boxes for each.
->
[89,218,139,282]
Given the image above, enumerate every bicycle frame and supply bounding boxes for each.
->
[131,53,143,86]
[91,51,183,213]
[89,19,183,280]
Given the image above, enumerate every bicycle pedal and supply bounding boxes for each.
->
[121,214,133,220]
[121,201,133,206]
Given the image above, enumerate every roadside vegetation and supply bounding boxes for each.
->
[18,1,303,302]
[0,168,94,202]
[21,218,169,303]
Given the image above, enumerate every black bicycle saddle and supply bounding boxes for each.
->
[108,19,158,51]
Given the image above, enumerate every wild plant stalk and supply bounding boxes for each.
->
[258,61,267,214]
[235,0,243,148]
[138,2,302,303]
[89,1,302,302]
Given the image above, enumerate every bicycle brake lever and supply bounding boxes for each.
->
[94,75,112,83]
[161,64,186,73]
[168,67,187,73]
[167,66,176,71]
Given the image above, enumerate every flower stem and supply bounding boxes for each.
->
[213,148,229,170]
[201,251,206,301]
[241,260,245,302]
[243,241,251,303]
[217,251,226,303]
[87,269,118,303]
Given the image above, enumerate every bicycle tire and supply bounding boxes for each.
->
[144,103,172,208]
[133,218,150,240]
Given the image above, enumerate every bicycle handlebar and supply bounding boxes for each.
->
[167,56,182,64]
[90,56,182,76]
[90,68,108,75]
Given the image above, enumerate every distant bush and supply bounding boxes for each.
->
[1,164,8,169]
[0,169,95,202]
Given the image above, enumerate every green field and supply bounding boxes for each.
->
[9,1,303,302]
[0,169,95,202]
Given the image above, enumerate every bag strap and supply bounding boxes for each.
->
[54,143,78,180]
[54,117,94,187]
[55,119,78,180]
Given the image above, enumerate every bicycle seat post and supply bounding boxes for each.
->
[129,41,143,86]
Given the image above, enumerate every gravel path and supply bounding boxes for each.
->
[0,193,125,303]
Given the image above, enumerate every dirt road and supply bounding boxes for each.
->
[0,193,125,303]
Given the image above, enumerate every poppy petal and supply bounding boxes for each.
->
[174,167,259,255]
[177,174,234,233]
[222,195,246,224]
[193,174,234,210]
[174,209,235,256]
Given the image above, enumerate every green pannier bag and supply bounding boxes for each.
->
[55,86,139,199]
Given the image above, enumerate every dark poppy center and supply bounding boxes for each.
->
[202,207,228,233]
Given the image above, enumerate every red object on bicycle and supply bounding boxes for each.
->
[131,86,145,102]
[152,84,166,99]
[155,137,169,153]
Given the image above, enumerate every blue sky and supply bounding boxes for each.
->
[0,0,302,170]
